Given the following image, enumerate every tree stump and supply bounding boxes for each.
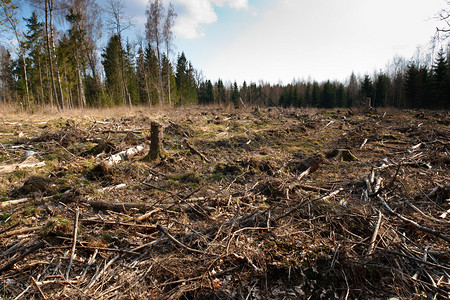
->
[145,121,165,161]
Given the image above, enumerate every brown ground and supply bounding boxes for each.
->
[0,106,449,299]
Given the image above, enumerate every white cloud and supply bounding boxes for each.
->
[212,0,248,10]
[173,0,248,39]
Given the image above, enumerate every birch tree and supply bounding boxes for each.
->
[145,0,164,105]
[163,2,176,105]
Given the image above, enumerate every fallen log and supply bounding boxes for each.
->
[103,144,146,167]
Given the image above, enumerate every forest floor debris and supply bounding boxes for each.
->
[0,106,449,299]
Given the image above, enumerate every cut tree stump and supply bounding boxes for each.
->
[144,121,165,161]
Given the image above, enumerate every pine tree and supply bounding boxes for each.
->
[175,52,197,105]
[231,81,239,108]
[320,81,336,108]
[24,12,46,106]
[431,50,449,108]
[361,75,373,105]
[102,35,124,105]
[374,73,389,107]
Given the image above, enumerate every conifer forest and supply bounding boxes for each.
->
[0,0,449,299]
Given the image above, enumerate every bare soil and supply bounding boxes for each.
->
[0,106,449,299]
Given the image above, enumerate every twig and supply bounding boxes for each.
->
[4,226,42,237]
[276,188,343,221]
[136,208,160,222]
[377,195,450,243]
[0,241,44,273]
[31,277,46,299]
[156,224,217,256]
[360,138,368,149]
[66,207,80,279]
[403,199,449,224]
[80,218,157,230]
[186,141,210,162]
[85,254,120,290]
[226,227,272,254]
[0,222,20,235]
[368,210,382,255]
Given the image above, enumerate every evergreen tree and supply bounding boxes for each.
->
[23,12,46,106]
[405,63,430,108]
[216,79,226,104]
[311,81,320,107]
[0,46,14,103]
[175,52,197,104]
[231,81,239,108]
[336,83,346,107]
[102,35,124,105]
[320,80,336,108]
[361,75,373,105]
[374,73,389,107]
[431,50,449,108]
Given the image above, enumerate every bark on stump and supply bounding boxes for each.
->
[145,121,165,161]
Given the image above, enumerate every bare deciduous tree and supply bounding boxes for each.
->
[104,0,132,108]
[146,0,164,105]
[163,2,176,106]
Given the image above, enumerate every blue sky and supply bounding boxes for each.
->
[9,0,449,84]
[127,0,447,84]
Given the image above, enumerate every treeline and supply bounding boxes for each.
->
[0,0,198,110]
[197,48,449,110]
[0,0,449,110]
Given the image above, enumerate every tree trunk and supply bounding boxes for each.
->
[156,42,164,105]
[49,0,64,110]
[38,57,45,106]
[45,0,57,111]
[166,48,171,106]
[76,55,86,108]
[19,49,31,110]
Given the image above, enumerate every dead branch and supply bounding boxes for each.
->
[377,195,450,244]
[186,141,210,163]
[0,197,29,208]
[87,200,153,212]
[0,240,45,273]
[156,225,217,256]
[103,144,146,167]
[65,207,79,279]
[80,218,157,230]
[368,210,382,255]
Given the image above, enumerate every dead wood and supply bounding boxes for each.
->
[186,141,210,162]
[156,224,217,256]
[368,210,382,255]
[103,144,146,167]
[0,240,44,273]
[144,121,165,161]
[65,207,79,279]
[87,200,153,212]
[377,195,450,244]
[326,149,359,161]
[0,198,29,208]
[1,108,449,299]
